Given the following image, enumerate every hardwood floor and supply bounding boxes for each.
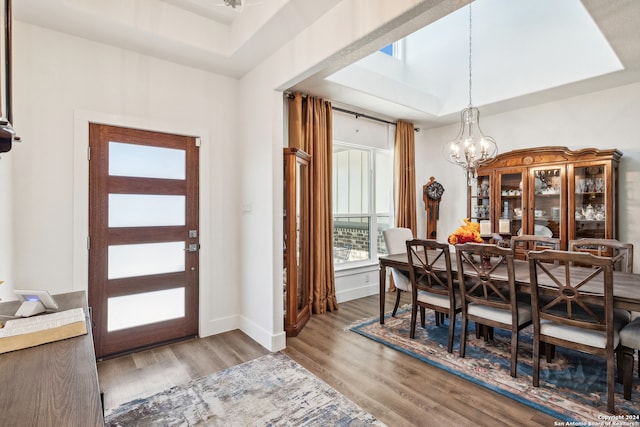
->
[97,292,557,426]
[97,327,270,410]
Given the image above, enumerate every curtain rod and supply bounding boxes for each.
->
[333,107,420,132]
[284,92,419,132]
[332,106,395,126]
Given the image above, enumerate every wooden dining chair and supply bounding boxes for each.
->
[510,235,560,261]
[405,239,460,353]
[528,249,629,413]
[382,227,414,317]
[455,243,532,377]
[569,238,634,273]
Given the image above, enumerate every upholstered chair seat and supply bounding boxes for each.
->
[383,227,414,317]
[619,317,640,399]
[417,289,461,309]
[466,303,532,326]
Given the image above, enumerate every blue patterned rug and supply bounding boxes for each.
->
[104,352,385,426]
[350,308,640,423]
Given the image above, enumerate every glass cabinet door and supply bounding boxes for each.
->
[573,164,607,239]
[531,167,563,239]
[283,148,311,337]
[470,174,491,224]
[295,159,309,314]
[497,170,524,236]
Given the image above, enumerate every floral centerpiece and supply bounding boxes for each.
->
[448,218,483,245]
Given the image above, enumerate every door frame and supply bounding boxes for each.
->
[72,110,211,338]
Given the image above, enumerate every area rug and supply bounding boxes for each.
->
[104,352,385,426]
[350,309,640,423]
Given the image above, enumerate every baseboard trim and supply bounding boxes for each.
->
[336,283,379,303]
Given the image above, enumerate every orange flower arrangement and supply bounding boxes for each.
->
[448,218,483,245]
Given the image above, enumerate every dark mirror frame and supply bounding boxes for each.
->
[0,0,17,153]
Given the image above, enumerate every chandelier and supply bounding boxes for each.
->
[220,0,264,12]
[444,4,497,183]
[223,0,244,11]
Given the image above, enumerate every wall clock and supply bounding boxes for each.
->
[426,181,444,201]
[423,177,444,239]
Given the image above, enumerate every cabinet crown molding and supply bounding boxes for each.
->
[478,146,622,171]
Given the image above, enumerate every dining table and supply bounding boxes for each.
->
[378,251,640,324]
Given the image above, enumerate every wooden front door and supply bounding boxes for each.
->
[88,124,199,358]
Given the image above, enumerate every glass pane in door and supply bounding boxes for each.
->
[533,168,562,238]
[498,172,523,235]
[574,165,606,239]
[107,287,185,331]
[109,194,185,227]
[471,175,491,224]
[296,160,308,311]
[108,241,185,279]
[109,142,186,179]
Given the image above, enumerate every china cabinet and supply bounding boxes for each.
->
[283,148,311,337]
[468,147,622,252]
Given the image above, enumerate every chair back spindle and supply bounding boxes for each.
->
[511,235,560,262]
[569,238,633,273]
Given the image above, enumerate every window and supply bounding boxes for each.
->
[333,143,393,266]
[379,43,394,56]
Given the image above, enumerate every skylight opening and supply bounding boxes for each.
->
[379,41,403,60]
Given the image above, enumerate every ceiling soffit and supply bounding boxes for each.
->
[13,0,340,77]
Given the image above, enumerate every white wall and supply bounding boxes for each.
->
[10,22,241,337]
[415,81,640,269]
[0,151,12,301]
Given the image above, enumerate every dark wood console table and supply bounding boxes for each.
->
[0,291,103,426]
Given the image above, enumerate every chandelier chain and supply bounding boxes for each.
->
[468,3,473,108]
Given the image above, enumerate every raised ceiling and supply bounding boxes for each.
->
[291,0,640,127]
[14,0,640,128]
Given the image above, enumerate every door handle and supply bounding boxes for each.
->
[184,243,199,252]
